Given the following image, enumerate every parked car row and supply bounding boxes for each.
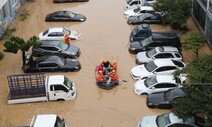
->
[123,1,201,125]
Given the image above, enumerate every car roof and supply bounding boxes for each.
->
[153,59,176,67]
[48,27,63,33]
[40,40,61,47]
[155,75,176,84]
[139,6,154,11]
[151,32,180,40]
[156,46,179,53]
[36,56,62,63]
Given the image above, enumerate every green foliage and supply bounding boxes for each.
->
[173,55,212,126]
[183,32,205,57]
[0,28,16,40]
[19,9,29,21]
[153,0,192,29]
[0,52,4,60]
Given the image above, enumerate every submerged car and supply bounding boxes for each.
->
[124,6,155,18]
[133,75,184,95]
[39,27,82,40]
[135,46,182,64]
[146,88,186,109]
[32,40,81,59]
[53,0,89,3]
[23,55,81,73]
[137,112,195,127]
[127,12,162,25]
[45,11,86,22]
[130,59,186,80]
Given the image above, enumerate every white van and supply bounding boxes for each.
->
[125,0,149,11]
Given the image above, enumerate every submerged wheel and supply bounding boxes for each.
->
[57,99,65,101]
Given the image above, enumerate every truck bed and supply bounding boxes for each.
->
[7,95,48,104]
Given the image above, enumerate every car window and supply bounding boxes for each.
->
[48,32,57,36]
[154,53,165,58]
[166,83,177,87]
[43,29,49,36]
[41,47,59,51]
[154,83,166,88]
[155,66,175,72]
[163,53,174,58]
[172,60,184,67]
[53,85,67,92]
[131,1,138,5]
[175,53,181,58]
[56,32,64,36]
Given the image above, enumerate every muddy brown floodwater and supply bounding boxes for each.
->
[0,0,211,127]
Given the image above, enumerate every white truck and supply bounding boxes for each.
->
[7,73,77,104]
[17,114,67,127]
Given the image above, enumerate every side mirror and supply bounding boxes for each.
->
[151,87,155,90]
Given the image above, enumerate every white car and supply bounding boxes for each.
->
[137,112,195,127]
[124,6,155,18]
[38,27,83,41]
[133,75,183,95]
[136,46,182,64]
[125,0,149,11]
[130,59,186,80]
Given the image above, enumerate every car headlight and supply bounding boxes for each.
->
[80,19,85,21]
[75,66,79,69]
[130,48,136,51]
[147,103,153,106]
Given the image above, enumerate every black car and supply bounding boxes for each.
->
[129,33,181,54]
[146,88,186,109]
[127,12,162,25]
[45,11,86,22]
[53,0,89,3]
[32,40,81,59]
[23,55,81,73]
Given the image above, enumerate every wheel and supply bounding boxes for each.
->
[57,99,65,101]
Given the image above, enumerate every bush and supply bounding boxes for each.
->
[19,9,29,21]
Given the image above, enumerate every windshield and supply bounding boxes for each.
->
[64,77,73,90]
[43,29,49,36]
[156,113,171,127]
[132,27,140,35]
[146,48,157,58]
[49,56,65,66]
[134,7,141,13]
[144,60,158,72]
[62,28,71,35]
[138,14,149,20]
[54,116,66,127]
[127,0,132,4]
[68,12,75,18]
[164,89,172,101]
[58,41,69,51]
[141,37,152,47]
[144,76,157,87]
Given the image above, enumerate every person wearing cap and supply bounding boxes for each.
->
[97,70,105,81]
[108,69,119,80]
[64,33,70,44]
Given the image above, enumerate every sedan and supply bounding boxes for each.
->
[133,75,183,95]
[32,40,81,59]
[23,55,81,73]
[137,112,195,127]
[146,88,186,109]
[124,6,155,18]
[45,11,86,22]
[53,0,89,3]
[130,59,186,80]
[39,27,82,40]
[127,12,162,25]
[135,46,182,64]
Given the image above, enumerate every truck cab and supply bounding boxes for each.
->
[47,75,77,101]
[30,114,67,127]
[130,23,152,42]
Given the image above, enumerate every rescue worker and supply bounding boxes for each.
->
[108,69,119,81]
[111,61,117,71]
[97,70,105,81]
[101,59,112,74]
[64,33,70,44]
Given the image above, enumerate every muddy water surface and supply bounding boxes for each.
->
[0,0,186,126]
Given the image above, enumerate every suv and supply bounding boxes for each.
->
[129,33,181,54]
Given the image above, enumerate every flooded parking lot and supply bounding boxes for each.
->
[2,0,211,126]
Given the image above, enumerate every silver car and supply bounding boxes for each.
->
[136,46,182,64]
[32,40,80,58]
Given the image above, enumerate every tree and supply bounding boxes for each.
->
[183,31,206,57]
[3,36,40,66]
[153,0,192,29]
[173,55,212,127]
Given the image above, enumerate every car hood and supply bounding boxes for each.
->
[75,14,86,21]
[69,30,82,40]
[139,115,157,127]
[136,52,150,62]
[130,41,143,48]
[134,79,146,91]
[38,32,44,40]
[128,16,140,23]
[147,92,166,105]
[64,59,80,68]
[131,65,150,79]
[66,44,80,54]
[124,9,135,17]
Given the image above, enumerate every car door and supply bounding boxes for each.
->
[48,84,70,101]
[47,32,58,40]
[149,83,167,94]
